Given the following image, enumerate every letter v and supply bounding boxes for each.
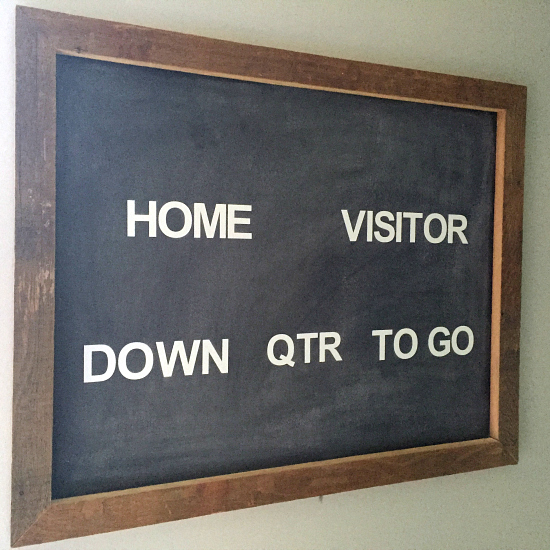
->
[341,210,365,242]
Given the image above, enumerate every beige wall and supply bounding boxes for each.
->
[1,1,549,548]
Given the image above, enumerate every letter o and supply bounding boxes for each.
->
[424,213,447,244]
[451,326,474,355]
[118,342,154,380]
[393,328,418,360]
[158,201,193,238]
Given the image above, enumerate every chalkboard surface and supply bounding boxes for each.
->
[52,54,495,499]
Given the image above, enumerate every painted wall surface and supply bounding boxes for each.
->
[1,1,549,548]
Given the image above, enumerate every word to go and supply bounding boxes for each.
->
[372,325,474,361]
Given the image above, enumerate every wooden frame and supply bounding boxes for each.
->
[12,6,526,546]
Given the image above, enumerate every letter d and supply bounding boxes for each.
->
[84,344,116,383]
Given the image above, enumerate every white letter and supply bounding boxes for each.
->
[424,213,447,244]
[374,211,395,242]
[118,342,154,380]
[267,334,295,367]
[158,201,193,238]
[372,329,393,360]
[228,204,252,239]
[297,333,319,363]
[428,327,451,357]
[194,203,227,239]
[341,210,365,242]
[319,332,342,362]
[366,210,374,242]
[84,344,116,383]
[393,328,418,360]
[451,326,474,355]
[395,212,403,243]
[448,214,468,244]
[156,340,201,376]
[127,200,157,237]
[202,339,229,374]
[402,212,423,242]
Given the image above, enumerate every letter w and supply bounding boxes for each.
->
[156,341,201,376]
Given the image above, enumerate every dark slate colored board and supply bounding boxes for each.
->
[52,54,495,499]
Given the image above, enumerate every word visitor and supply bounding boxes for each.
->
[342,210,469,244]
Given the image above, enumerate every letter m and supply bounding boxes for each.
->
[194,203,227,238]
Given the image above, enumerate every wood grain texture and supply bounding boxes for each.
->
[16,439,511,546]
[497,88,526,462]
[12,6,525,546]
[12,9,57,547]
[489,110,505,440]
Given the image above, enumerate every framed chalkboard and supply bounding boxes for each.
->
[12,6,526,546]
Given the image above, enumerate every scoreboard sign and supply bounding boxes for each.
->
[12,7,526,546]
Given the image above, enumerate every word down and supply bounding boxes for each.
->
[84,340,229,382]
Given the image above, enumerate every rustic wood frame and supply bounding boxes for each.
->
[12,6,526,546]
